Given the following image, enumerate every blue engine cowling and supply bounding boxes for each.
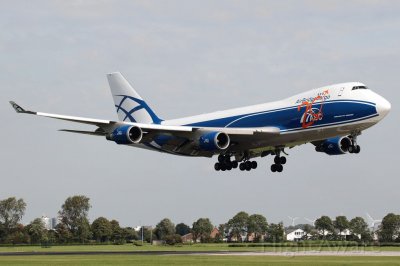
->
[106,125,143,145]
[198,132,230,151]
[315,136,352,155]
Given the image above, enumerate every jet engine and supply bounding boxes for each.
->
[315,136,352,155]
[106,125,143,144]
[198,132,230,151]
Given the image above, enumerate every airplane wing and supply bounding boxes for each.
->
[9,101,280,149]
[9,101,194,135]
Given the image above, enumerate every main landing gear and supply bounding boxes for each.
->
[270,149,287,173]
[214,154,238,171]
[214,154,257,172]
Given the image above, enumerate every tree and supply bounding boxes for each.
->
[315,216,333,238]
[302,224,313,240]
[25,218,46,244]
[165,234,182,245]
[155,218,175,240]
[110,220,124,243]
[334,216,349,240]
[214,224,226,243]
[378,213,400,242]
[265,222,284,242]
[58,195,91,242]
[6,224,29,244]
[227,211,249,242]
[192,218,213,243]
[91,217,112,242]
[121,227,138,242]
[175,223,191,236]
[0,197,26,237]
[349,217,369,241]
[55,223,72,243]
[247,214,268,242]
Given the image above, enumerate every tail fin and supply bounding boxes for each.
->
[107,72,162,124]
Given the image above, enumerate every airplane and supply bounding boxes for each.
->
[10,72,391,173]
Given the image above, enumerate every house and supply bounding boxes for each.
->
[182,233,194,243]
[181,227,220,243]
[286,228,306,241]
[210,227,219,238]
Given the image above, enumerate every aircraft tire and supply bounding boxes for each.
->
[251,161,257,169]
[274,156,281,164]
[355,145,361,153]
[239,163,246,171]
[348,145,354,153]
[271,164,277,172]
[214,163,221,171]
[277,164,283,172]
[232,161,238,168]
[280,156,286,164]
[245,161,252,171]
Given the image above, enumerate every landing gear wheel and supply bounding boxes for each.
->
[274,156,281,164]
[226,163,233,171]
[245,161,252,171]
[280,156,286,165]
[355,145,361,154]
[348,145,354,153]
[239,163,246,171]
[277,164,283,172]
[251,161,258,169]
[220,164,226,171]
[232,161,238,168]
[214,163,220,171]
[218,154,225,163]
[271,164,277,172]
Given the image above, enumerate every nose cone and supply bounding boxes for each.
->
[376,96,391,118]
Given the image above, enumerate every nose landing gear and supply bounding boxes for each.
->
[348,132,361,154]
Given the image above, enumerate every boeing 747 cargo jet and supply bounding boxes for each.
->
[10,72,391,173]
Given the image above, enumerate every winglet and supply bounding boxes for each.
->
[9,101,35,114]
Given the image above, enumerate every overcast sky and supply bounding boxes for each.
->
[1,0,399,228]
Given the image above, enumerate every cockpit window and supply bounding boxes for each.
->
[352,86,368,90]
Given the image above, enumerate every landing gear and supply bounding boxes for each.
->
[239,160,257,171]
[348,132,361,154]
[214,154,240,172]
[270,163,283,173]
[214,154,257,172]
[348,145,361,154]
[270,149,287,173]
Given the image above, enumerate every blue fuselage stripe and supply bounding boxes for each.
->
[184,100,378,131]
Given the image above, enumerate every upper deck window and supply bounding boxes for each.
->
[352,86,369,90]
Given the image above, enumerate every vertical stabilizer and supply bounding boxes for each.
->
[107,72,162,124]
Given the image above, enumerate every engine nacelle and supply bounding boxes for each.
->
[315,136,352,155]
[198,132,230,151]
[106,125,143,144]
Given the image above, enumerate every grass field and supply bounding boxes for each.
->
[1,243,400,253]
[1,255,400,266]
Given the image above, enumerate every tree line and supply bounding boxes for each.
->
[1,196,399,245]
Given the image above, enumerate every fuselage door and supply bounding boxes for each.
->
[338,87,345,96]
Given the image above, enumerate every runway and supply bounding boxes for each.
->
[1,251,400,257]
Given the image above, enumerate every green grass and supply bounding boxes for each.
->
[1,243,400,253]
[1,255,400,266]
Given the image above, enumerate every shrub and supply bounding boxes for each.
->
[165,234,182,245]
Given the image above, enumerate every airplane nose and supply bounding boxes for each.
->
[376,96,391,118]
